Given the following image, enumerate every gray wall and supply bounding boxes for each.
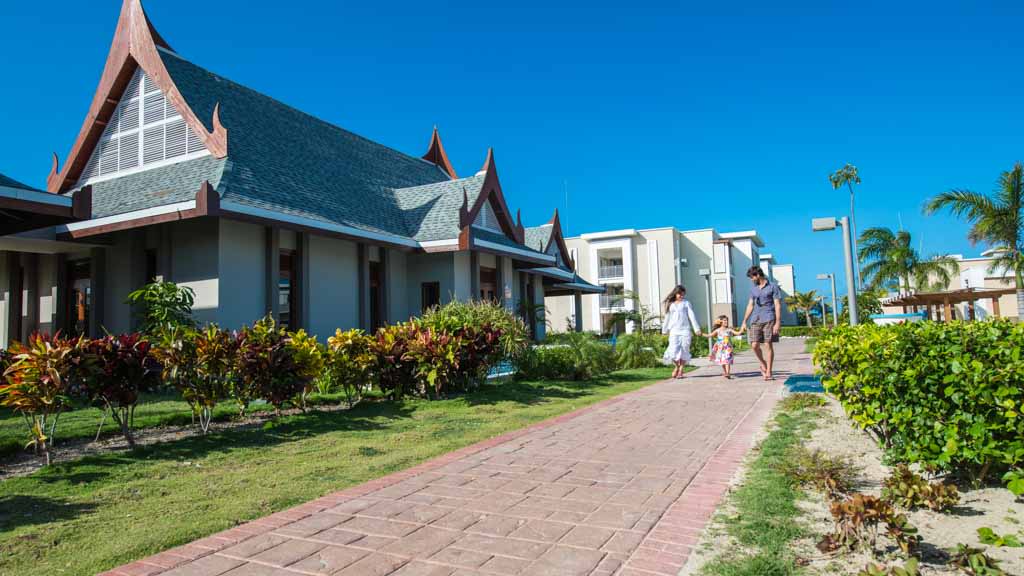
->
[406,252,455,314]
[305,234,359,338]
[387,249,410,323]
[217,219,267,330]
[170,218,220,325]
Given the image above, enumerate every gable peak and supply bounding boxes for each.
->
[477,147,495,176]
[422,126,457,179]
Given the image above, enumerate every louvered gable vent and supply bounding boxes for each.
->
[78,68,209,184]
[473,200,502,233]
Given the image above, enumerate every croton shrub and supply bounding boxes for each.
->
[82,333,161,446]
[0,333,91,464]
[814,321,1024,487]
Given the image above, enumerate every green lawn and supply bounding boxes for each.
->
[0,367,670,576]
[0,391,358,458]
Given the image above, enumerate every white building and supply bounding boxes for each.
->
[545,226,798,334]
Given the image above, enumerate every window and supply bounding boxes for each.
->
[713,243,728,274]
[479,267,497,301]
[144,249,158,284]
[78,68,207,184]
[421,282,440,313]
[66,260,91,338]
[714,278,731,304]
[279,250,298,329]
[369,261,384,330]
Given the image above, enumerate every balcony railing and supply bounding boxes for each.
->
[600,294,625,309]
[598,265,624,279]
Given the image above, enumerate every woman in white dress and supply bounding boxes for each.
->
[662,285,702,379]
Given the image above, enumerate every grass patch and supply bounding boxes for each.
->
[0,367,669,576]
[700,405,817,576]
[0,391,357,458]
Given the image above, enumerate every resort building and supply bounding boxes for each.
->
[544,226,798,334]
[0,0,601,347]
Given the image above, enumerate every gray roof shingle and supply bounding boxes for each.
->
[159,50,452,238]
[523,224,552,253]
[392,173,486,242]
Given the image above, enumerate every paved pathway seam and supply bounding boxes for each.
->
[99,340,808,576]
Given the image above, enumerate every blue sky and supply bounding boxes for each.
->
[2,1,1023,299]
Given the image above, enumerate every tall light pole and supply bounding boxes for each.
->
[699,268,712,351]
[813,216,859,325]
[816,273,839,327]
[819,296,827,327]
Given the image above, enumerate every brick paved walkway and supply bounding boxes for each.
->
[103,340,812,576]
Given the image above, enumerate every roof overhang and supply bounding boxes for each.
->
[1,185,90,236]
[546,275,606,295]
[881,287,1017,307]
[719,230,765,247]
[471,236,556,266]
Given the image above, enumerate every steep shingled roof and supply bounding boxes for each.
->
[158,50,452,238]
[524,223,553,253]
[392,173,487,242]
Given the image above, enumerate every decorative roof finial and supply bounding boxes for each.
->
[422,126,457,179]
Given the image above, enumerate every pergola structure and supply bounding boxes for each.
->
[881,287,1017,321]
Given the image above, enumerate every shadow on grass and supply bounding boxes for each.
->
[24,400,416,486]
[0,495,96,531]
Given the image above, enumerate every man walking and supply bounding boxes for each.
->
[740,266,782,381]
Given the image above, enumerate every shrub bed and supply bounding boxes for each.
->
[0,284,532,464]
[814,321,1024,487]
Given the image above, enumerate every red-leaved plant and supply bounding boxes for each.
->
[82,333,161,447]
[0,333,91,464]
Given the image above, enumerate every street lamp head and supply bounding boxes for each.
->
[812,217,838,232]
[816,273,832,280]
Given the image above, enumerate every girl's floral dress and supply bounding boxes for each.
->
[712,330,735,365]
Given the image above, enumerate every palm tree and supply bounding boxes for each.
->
[858,227,960,293]
[830,164,863,288]
[925,162,1024,318]
[785,290,820,328]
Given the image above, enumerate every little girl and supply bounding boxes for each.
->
[709,315,743,379]
[661,285,701,379]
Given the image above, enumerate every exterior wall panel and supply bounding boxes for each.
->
[305,234,359,338]
[217,219,267,331]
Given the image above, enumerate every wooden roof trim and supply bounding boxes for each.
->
[48,0,228,194]
[422,126,457,179]
[459,148,524,244]
[546,209,575,271]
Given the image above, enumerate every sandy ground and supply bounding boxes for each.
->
[682,396,1024,575]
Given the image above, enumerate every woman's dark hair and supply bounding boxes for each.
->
[664,285,686,313]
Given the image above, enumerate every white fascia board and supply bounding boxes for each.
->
[0,185,73,208]
[418,238,459,249]
[58,200,196,232]
[474,238,556,262]
[579,228,638,240]
[720,230,765,247]
[220,201,420,248]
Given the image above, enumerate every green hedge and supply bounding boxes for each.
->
[518,332,616,380]
[780,326,819,337]
[814,321,1024,483]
